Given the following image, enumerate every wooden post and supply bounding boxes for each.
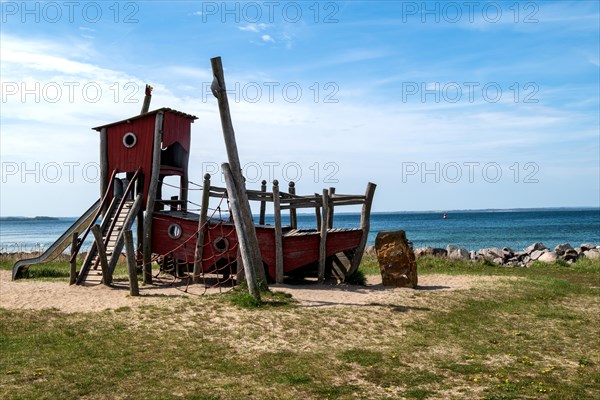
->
[314,193,322,230]
[69,232,78,285]
[273,180,284,283]
[140,84,152,114]
[288,181,297,229]
[91,224,111,286]
[180,172,189,212]
[142,111,164,284]
[347,183,377,277]
[193,173,211,283]
[99,127,109,216]
[318,189,329,283]
[327,187,335,229]
[156,176,164,211]
[181,143,191,212]
[124,230,140,296]
[170,195,178,211]
[222,163,261,301]
[211,56,267,287]
[259,180,267,225]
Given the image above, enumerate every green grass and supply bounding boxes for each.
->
[0,257,130,280]
[227,286,295,309]
[1,255,599,399]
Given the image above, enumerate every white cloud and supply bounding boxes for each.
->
[239,23,268,33]
[1,32,598,215]
[261,34,275,43]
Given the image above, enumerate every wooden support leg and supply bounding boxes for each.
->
[124,230,140,296]
[273,180,284,283]
[69,232,78,285]
[259,180,267,225]
[288,181,297,229]
[319,189,329,283]
[91,224,111,286]
[347,182,377,277]
[327,187,335,228]
[193,174,211,283]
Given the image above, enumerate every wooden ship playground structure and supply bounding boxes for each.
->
[12,58,376,295]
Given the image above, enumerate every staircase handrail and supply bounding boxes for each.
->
[70,169,118,262]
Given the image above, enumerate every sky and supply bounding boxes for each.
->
[0,0,599,216]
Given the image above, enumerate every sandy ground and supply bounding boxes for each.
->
[0,270,515,313]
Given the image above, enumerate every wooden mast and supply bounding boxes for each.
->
[222,163,261,300]
[210,56,268,287]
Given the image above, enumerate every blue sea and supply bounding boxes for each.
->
[1,209,598,253]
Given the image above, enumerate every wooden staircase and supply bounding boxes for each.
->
[77,198,135,285]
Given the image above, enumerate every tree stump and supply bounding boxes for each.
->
[375,230,417,288]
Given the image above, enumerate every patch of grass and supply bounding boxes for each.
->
[2,257,130,282]
[227,286,296,309]
[345,269,366,285]
[228,289,263,308]
[338,348,383,367]
[404,387,435,399]
[358,254,380,275]
[312,384,360,398]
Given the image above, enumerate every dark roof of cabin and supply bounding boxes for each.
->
[91,107,198,131]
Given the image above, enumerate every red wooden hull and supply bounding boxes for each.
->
[151,213,362,279]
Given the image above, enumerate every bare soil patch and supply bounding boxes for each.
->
[1,270,517,313]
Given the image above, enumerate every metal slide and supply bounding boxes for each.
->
[11,199,101,280]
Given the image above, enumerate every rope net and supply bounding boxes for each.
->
[137,192,245,296]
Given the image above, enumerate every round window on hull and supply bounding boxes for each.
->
[213,237,229,253]
[168,223,182,240]
[123,132,137,148]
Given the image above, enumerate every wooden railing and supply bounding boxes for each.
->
[193,174,376,284]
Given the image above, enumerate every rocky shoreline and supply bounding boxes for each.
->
[366,242,600,267]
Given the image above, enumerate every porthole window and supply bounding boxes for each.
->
[123,132,137,148]
[213,237,229,253]
[168,223,182,240]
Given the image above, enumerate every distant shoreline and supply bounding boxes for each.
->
[2,206,599,219]
[0,216,59,222]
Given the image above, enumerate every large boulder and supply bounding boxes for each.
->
[530,249,548,261]
[479,247,504,261]
[375,231,417,288]
[447,245,470,260]
[414,247,447,258]
[503,247,515,258]
[580,243,597,252]
[538,251,558,263]
[562,249,579,262]
[583,249,600,260]
[554,243,574,256]
[525,242,548,254]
